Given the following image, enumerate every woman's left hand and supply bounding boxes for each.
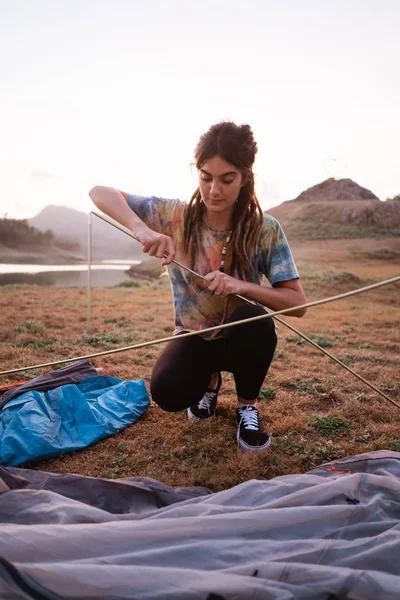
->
[203,271,247,297]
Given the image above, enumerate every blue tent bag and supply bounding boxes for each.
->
[0,375,150,466]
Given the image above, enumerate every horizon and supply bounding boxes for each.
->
[1,174,395,222]
[1,0,399,220]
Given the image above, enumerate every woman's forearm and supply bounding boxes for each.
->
[89,185,150,237]
[241,281,307,317]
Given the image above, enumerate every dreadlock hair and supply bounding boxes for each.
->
[183,121,264,281]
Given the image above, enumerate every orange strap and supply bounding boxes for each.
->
[0,380,28,393]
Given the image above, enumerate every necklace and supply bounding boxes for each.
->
[202,218,232,273]
[220,230,232,272]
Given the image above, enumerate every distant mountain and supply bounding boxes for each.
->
[268,178,400,239]
[29,205,143,260]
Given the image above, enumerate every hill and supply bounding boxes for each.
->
[29,205,143,260]
[0,217,83,263]
[268,178,400,239]
[294,178,379,202]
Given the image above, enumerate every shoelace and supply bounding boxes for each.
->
[239,407,260,430]
[198,390,217,411]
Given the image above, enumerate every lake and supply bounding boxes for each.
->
[0,261,141,287]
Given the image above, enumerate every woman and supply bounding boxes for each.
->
[89,121,306,452]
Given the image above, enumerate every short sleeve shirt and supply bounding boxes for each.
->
[128,195,299,339]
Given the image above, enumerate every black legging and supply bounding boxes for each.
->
[150,304,277,412]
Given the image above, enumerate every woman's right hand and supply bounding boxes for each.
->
[137,228,175,265]
[88,186,175,265]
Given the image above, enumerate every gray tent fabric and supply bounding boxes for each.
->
[0,360,99,410]
[0,466,212,514]
[0,450,399,599]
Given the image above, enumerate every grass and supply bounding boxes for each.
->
[0,243,399,491]
[83,330,137,349]
[282,222,400,240]
[321,271,361,285]
[116,279,142,288]
[310,416,353,438]
[16,338,56,350]
[314,441,344,463]
[356,341,376,350]
[15,319,44,334]
[286,378,328,397]
[259,387,277,400]
[287,333,334,348]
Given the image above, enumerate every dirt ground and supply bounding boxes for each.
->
[0,238,399,491]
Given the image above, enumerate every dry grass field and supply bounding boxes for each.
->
[0,238,399,491]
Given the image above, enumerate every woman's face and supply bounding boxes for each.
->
[198,155,243,219]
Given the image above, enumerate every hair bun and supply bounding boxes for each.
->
[195,121,258,169]
[238,124,258,164]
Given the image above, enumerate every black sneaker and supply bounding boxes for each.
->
[187,373,222,421]
[236,405,271,451]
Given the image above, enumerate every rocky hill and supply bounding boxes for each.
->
[268,179,400,239]
[294,178,379,202]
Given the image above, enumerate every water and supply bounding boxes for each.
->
[0,261,141,287]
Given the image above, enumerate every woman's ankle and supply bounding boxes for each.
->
[237,398,257,408]
[208,372,220,390]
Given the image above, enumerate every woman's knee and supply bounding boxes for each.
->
[149,336,210,412]
[150,374,186,412]
[151,363,207,412]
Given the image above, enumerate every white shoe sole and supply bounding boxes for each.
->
[236,428,272,452]
[187,407,215,422]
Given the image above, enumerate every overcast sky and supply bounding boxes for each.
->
[1,0,399,219]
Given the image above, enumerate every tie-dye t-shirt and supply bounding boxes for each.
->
[128,195,299,339]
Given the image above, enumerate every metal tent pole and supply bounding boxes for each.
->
[86,212,92,332]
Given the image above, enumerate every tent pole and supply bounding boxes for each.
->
[86,212,92,333]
